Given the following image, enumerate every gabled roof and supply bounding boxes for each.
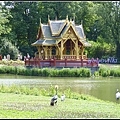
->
[49,20,67,36]
[37,17,86,40]
[41,24,62,39]
[34,16,91,47]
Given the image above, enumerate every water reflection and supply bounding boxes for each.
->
[0,74,120,103]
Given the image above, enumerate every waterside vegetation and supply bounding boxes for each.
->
[0,60,120,77]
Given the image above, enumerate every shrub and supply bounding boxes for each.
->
[31,68,39,76]
[94,71,99,77]
[41,68,50,77]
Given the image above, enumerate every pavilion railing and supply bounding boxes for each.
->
[34,55,87,60]
[24,57,99,68]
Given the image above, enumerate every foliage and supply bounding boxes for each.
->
[1,61,120,77]
[86,39,116,59]
[94,71,99,77]
[0,4,19,60]
[0,38,20,60]
[98,64,120,77]
[0,65,91,77]
[0,4,11,35]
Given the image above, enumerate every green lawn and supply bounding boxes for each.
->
[0,93,120,118]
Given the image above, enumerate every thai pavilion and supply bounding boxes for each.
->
[32,15,91,60]
[25,15,99,68]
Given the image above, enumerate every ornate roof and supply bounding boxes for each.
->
[32,16,91,47]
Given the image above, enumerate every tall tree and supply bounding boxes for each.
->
[0,3,19,60]
[74,1,98,35]
[4,1,40,57]
[95,2,120,59]
[110,1,120,59]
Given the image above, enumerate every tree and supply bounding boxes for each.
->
[4,1,40,57]
[37,2,77,22]
[0,4,11,35]
[0,3,19,60]
[95,2,120,59]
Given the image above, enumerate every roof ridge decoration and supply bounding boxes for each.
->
[48,14,50,25]
[37,23,45,40]
[55,16,57,21]
[40,18,41,24]
[66,15,69,23]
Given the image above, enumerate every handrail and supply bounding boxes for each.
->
[25,58,99,67]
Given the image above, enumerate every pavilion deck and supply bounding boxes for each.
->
[24,57,99,68]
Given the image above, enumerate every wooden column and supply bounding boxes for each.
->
[70,41,72,55]
[60,40,63,60]
[56,47,58,59]
[49,47,52,59]
[81,46,85,59]
[37,46,41,59]
[38,59,40,67]
[57,46,60,59]
[43,47,48,60]
[75,40,79,60]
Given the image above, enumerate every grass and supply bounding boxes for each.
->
[0,92,120,118]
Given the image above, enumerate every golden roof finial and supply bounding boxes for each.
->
[81,20,83,25]
[48,14,50,21]
[73,15,75,22]
[40,18,41,24]
[55,16,57,21]
[66,15,68,21]
[70,17,72,24]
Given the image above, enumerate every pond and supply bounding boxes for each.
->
[0,74,120,103]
